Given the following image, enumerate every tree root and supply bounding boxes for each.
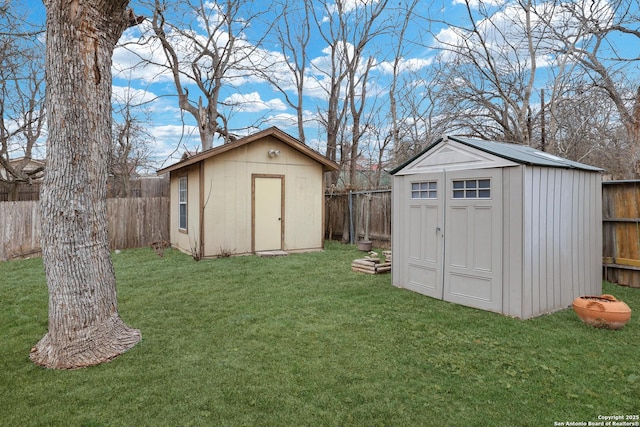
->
[30,314,141,370]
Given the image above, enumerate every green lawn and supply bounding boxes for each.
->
[1,241,639,426]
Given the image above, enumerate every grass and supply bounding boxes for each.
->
[1,241,640,426]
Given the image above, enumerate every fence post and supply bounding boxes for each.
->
[348,190,354,244]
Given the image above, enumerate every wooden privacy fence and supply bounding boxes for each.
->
[0,175,170,202]
[0,197,169,261]
[106,197,170,250]
[0,201,41,260]
[325,189,391,247]
[603,181,640,287]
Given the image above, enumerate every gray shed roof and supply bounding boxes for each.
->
[390,135,604,174]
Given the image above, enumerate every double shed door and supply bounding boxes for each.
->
[404,169,502,312]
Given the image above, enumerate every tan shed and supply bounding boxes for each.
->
[390,136,603,319]
[157,127,339,257]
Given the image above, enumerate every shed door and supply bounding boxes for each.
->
[401,169,502,313]
[253,175,284,252]
[404,173,444,299]
[443,169,502,312]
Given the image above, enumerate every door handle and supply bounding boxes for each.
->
[436,226,441,234]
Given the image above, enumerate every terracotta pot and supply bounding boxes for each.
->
[572,294,632,330]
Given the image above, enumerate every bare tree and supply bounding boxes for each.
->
[312,0,391,188]
[311,1,349,186]
[429,0,549,145]
[0,2,46,200]
[361,114,394,188]
[385,66,454,167]
[548,79,635,178]
[146,0,272,150]
[256,0,312,143]
[533,0,640,176]
[387,0,421,153]
[31,0,142,369]
[345,55,374,188]
[421,0,640,180]
[109,88,154,197]
[381,0,457,169]
[310,0,394,245]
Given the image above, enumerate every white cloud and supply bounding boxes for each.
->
[307,136,328,155]
[322,0,382,22]
[112,85,158,106]
[223,92,287,112]
[147,123,202,164]
[452,0,506,7]
[375,57,433,75]
[261,113,299,128]
[113,23,176,84]
[151,124,198,141]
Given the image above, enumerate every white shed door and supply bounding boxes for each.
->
[253,176,283,252]
[402,169,502,312]
[405,174,444,299]
[443,169,502,312]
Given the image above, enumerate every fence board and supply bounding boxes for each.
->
[325,190,391,248]
[0,197,169,261]
[107,197,170,250]
[0,175,169,201]
[602,181,640,287]
[0,201,41,260]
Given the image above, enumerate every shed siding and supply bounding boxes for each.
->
[200,137,324,257]
[391,176,404,288]
[169,165,201,256]
[501,166,524,318]
[521,167,602,318]
[204,158,251,255]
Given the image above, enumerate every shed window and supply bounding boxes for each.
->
[452,179,491,199]
[411,181,437,199]
[178,176,187,229]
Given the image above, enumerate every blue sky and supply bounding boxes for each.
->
[22,0,640,172]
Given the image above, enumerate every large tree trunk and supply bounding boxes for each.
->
[30,0,141,369]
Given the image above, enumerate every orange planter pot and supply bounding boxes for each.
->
[572,294,632,330]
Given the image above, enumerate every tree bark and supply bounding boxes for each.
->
[30,0,141,369]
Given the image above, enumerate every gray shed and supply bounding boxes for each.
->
[390,136,603,319]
